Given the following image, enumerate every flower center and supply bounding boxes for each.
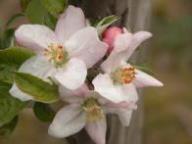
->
[82,97,104,122]
[112,66,136,85]
[44,43,69,67]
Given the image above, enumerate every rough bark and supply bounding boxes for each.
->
[74,0,151,144]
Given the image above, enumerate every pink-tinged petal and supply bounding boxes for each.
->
[65,27,108,68]
[15,24,57,52]
[55,5,86,43]
[59,84,89,103]
[101,31,152,73]
[102,27,123,51]
[93,74,137,103]
[53,58,87,90]
[101,33,132,73]
[9,84,33,101]
[134,69,163,87]
[85,118,107,144]
[117,109,133,126]
[48,105,86,138]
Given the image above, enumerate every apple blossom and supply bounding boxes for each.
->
[93,28,163,103]
[9,5,107,101]
[49,85,137,144]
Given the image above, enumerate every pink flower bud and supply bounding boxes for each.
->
[102,27,123,53]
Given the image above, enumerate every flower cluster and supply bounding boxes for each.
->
[10,5,163,144]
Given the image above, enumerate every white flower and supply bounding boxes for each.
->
[49,85,137,144]
[93,28,163,103]
[10,5,107,101]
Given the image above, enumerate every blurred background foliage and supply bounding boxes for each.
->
[144,0,192,144]
[0,0,192,144]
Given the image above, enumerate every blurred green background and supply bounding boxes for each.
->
[144,0,192,144]
[0,0,192,144]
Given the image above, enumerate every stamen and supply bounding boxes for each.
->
[112,66,136,85]
[82,97,104,122]
[44,43,68,67]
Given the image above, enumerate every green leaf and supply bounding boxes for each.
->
[0,47,34,83]
[25,0,47,24]
[0,82,26,126]
[44,13,57,30]
[0,65,17,84]
[0,116,18,136]
[0,47,35,67]
[0,29,15,49]
[6,13,25,28]
[41,0,68,17]
[14,72,59,103]
[20,0,32,12]
[96,15,119,35]
[0,81,11,92]
[25,0,57,29]
[33,102,55,122]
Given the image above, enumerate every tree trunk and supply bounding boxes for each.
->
[73,0,151,144]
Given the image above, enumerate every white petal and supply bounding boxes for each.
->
[15,24,57,52]
[19,55,56,82]
[114,32,133,53]
[93,74,137,103]
[49,105,86,138]
[53,58,87,90]
[134,69,163,87]
[55,5,86,43]
[85,118,107,144]
[122,84,138,102]
[117,109,133,126]
[59,84,89,103]
[65,27,108,68]
[9,84,33,101]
